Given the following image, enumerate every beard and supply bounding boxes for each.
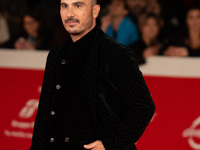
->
[64,11,94,36]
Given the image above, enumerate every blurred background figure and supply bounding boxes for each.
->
[145,0,161,16]
[0,0,28,42]
[0,10,10,46]
[125,0,147,24]
[162,7,200,57]
[0,0,200,53]
[100,5,111,32]
[129,13,162,64]
[103,0,139,46]
[14,9,49,50]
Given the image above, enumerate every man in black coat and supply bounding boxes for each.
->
[30,0,155,150]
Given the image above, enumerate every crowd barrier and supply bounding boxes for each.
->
[0,49,200,150]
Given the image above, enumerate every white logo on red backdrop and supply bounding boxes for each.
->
[4,99,39,139]
[3,86,41,139]
[19,99,38,119]
[182,116,200,149]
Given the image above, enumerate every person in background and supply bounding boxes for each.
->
[14,9,49,50]
[1,0,28,39]
[129,13,162,64]
[99,5,111,32]
[145,0,161,16]
[125,0,147,24]
[163,7,200,57]
[0,11,10,46]
[157,0,184,46]
[105,0,139,46]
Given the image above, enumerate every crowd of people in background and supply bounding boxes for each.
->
[0,0,200,64]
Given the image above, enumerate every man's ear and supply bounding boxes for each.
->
[93,4,101,19]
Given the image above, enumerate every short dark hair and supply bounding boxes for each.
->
[111,0,128,10]
[138,13,163,29]
[186,6,200,14]
[21,8,45,38]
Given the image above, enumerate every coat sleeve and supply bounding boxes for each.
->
[101,47,155,150]
[30,49,57,150]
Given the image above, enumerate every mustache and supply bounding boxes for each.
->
[64,18,80,24]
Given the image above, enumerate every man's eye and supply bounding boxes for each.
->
[61,4,67,8]
[75,4,82,8]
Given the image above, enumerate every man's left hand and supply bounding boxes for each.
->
[84,140,105,150]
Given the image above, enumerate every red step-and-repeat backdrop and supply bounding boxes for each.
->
[0,50,199,150]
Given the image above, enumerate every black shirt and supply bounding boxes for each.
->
[49,26,100,150]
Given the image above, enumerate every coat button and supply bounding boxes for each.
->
[56,84,61,90]
[50,138,55,143]
[65,137,70,143]
[61,60,68,65]
[50,111,55,116]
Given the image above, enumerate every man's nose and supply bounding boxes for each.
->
[67,7,75,17]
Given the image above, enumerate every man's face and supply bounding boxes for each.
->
[60,0,99,36]
[126,0,147,17]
